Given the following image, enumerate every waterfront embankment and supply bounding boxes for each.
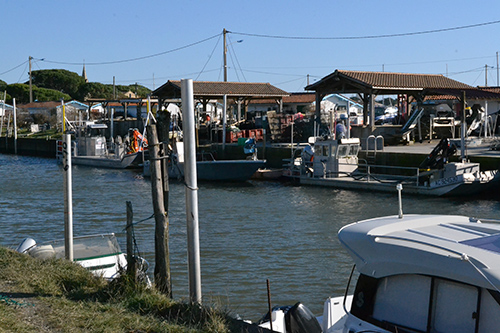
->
[3,137,500,171]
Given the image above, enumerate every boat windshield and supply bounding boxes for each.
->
[39,234,122,261]
[337,144,359,158]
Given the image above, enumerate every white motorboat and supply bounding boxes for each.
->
[258,214,500,332]
[56,123,143,169]
[283,137,499,196]
[17,233,149,283]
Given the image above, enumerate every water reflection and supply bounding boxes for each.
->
[1,154,499,320]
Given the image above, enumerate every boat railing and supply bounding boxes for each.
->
[357,159,421,186]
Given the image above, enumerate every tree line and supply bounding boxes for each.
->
[0,69,151,104]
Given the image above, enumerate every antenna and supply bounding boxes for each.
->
[397,184,403,219]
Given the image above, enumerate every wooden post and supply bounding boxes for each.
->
[156,111,172,295]
[126,201,137,282]
[147,124,172,297]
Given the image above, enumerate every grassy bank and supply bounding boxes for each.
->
[0,246,260,332]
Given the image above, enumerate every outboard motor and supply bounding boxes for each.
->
[16,238,36,253]
[284,302,322,333]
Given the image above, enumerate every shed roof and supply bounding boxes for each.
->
[249,92,316,105]
[153,80,289,100]
[306,70,474,95]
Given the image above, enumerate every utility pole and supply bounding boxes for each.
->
[497,52,499,87]
[485,64,488,86]
[223,28,228,82]
[29,56,33,103]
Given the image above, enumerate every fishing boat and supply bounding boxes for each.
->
[258,213,500,332]
[16,233,150,283]
[56,123,144,169]
[283,136,499,196]
[144,141,266,181]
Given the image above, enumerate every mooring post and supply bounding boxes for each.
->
[156,111,172,296]
[126,201,137,282]
[62,133,73,261]
[147,124,172,297]
[181,79,202,304]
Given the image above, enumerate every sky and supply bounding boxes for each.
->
[2,0,500,94]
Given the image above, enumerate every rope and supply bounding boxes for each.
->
[0,294,34,308]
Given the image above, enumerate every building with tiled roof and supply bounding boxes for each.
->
[306,69,500,132]
[152,80,289,123]
[247,92,315,114]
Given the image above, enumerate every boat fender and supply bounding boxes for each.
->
[16,238,37,253]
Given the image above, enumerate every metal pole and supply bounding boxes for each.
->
[497,52,499,87]
[29,56,33,104]
[13,98,17,154]
[461,91,466,162]
[181,79,202,304]
[346,100,351,139]
[110,108,115,140]
[485,101,489,139]
[1,91,6,137]
[222,94,227,149]
[397,184,403,219]
[63,133,74,261]
[62,99,66,133]
[223,29,228,82]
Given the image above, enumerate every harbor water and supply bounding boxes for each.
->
[1,153,500,321]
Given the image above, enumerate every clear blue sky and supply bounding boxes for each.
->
[2,0,500,93]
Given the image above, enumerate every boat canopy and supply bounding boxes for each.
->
[338,215,500,290]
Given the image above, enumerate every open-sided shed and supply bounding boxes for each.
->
[152,80,289,122]
[305,69,500,133]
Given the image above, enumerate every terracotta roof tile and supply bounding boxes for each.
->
[249,92,315,105]
[153,80,288,99]
[337,70,474,90]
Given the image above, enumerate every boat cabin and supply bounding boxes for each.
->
[75,123,109,157]
[337,215,500,332]
[312,138,360,178]
[349,273,500,332]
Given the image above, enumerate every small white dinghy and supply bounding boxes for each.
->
[17,233,149,283]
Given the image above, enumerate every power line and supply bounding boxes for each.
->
[38,33,221,66]
[196,34,222,81]
[0,60,29,76]
[230,19,500,40]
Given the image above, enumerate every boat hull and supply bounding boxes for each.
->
[298,172,499,196]
[71,152,140,169]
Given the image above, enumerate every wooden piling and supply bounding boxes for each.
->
[126,201,137,282]
[146,124,172,297]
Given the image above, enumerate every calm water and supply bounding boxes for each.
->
[1,154,500,320]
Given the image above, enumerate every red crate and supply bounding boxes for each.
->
[254,129,263,141]
[226,132,238,143]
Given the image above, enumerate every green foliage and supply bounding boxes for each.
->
[30,69,85,99]
[6,69,152,102]
[77,82,114,100]
[115,84,151,98]
[6,83,71,104]
[0,79,7,92]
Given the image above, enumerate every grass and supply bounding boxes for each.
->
[0,247,253,332]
